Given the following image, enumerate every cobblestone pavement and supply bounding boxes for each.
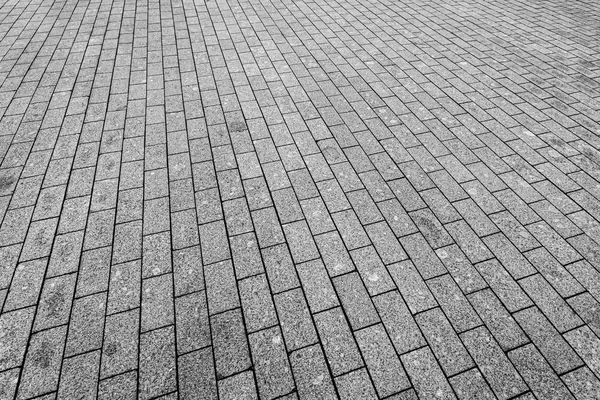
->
[1,0,600,397]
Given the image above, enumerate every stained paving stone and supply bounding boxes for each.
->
[3,0,600,398]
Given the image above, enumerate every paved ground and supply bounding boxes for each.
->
[1,0,600,398]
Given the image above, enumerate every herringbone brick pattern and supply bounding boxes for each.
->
[1,0,600,398]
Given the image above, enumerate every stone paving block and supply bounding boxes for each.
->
[141,273,174,332]
[564,326,600,378]
[57,351,100,400]
[199,220,230,265]
[205,260,239,315]
[449,369,496,400]
[387,260,437,314]
[218,371,258,400]
[317,179,351,213]
[250,326,295,399]
[561,366,600,400]
[0,306,35,371]
[416,307,474,376]
[508,344,574,400]
[350,245,395,295]
[17,325,67,400]
[335,368,377,400]
[377,198,418,237]
[179,348,217,400]
[4,258,46,311]
[139,325,177,400]
[400,233,446,279]
[315,307,363,376]
[283,220,320,263]
[252,207,285,248]
[514,307,583,374]
[176,291,210,354]
[460,326,527,400]
[315,230,355,277]
[355,323,410,397]
[401,347,456,400]
[0,368,19,400]
[568,293,600,337]
[475,259,532,312]
[239,274,277,332]
[297,258,339,313]
[428,274,482,333]
[519,273,582,332]
[373,290,423,354]
[290,344,337,399]
[211,308,251,379]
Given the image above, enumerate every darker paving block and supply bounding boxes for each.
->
[83,209,115,250]
[519,273,582,332]
[139,326,177,400]
[141,273,174,332]
[416,307,474,376]
[0,307,35,370]
[101,309,139,378]
[176,291,210,354]
[4,258,46,311]
[428,274,481,333]
[315,231,355,277]
[315,307,363,376]
[527,221,580,265]
[58,351,100,400]
[250,326,295,399]
[373,290,423,354]
[296,259,339,313]
[335,368,377,400]
[400,233,446,279]
[274,288,318,351]
[460,327,527,400]
[179,348,217,400]
[34,273,76,331]
[350,245,395,295]
[239,274,277,332]
[449,369,496,400]
[468,289,528,351]
[387,260,437,314]
[205,260,239,315]
[58,196,90,234]
[568,293,600,337]
[17,325,67,400]
[409,208,453,249]
[173,246,204,296]
[290,345,337,399]
[199,220,230,265]
[262,244,299,293]
[401,347,456,400]
[211,308,251,379]
[509,344,573,400]
[20,217,58,261]
[283,220,320,263]
[332,209,370,250]
[355,324,410,397]
[0,368,19,400]
[65,292,106,357]
[334,272,379,330]
[475,259,532,312]
[527,248,584,297]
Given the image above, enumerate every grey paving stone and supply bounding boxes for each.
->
[355,324,410,397]
[561,366,600,400]
[568,293,600,337]
[173,245,204,296]
[350,245,395,295]
[428,274,482,333]
[449,369,496,400]
[205,260,239,315]
[315,307,363,376]
[142,231,172,277]
[33,273,76,331]
[211,308,251,379]
[283,220,320,263]
[332,209,370,250]
[101,309,139,378]
[296,258,339,313]
[401,347,456,400]
[274,288,318,351]
[387,260,437,314]
[373,290,424,354]
[57,351,100,400]
[218,371,258,400]
[460,327,527,400]
[252,207,285,248]
[416,307,474,376]
[564,326,600,378]
[139,325,177,400]
[0,306,35,370]
[334,272,379,330]
[290,344,337,399]
[509,344,574,400]
[400,233,446,279]
[475,259,532,312]
[141,273,174,332]
[17,325,67,400]
[250,326,295,399]
[482,232,536,279]
[178,348,217,400]
[176,291,210,354]
[335,368,377,400]
[65,292,106,357]
[239,274,277,332]
[4,258,46,311]
[0,368,19,400]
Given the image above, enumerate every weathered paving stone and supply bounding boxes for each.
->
[561,366,600,400]
[315,307,363,376]
[139,326,177,400]
[0,307,35,370]
[179,348,218,400]
[374,290,424,354]
[335,368,378,400]
[449,369,496,400]
[274,288,318,351]
[401,347,456,400]
[101,309,139,378]
[290,344,337,399]
[57,351,100,400]
[211,308,251,379]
